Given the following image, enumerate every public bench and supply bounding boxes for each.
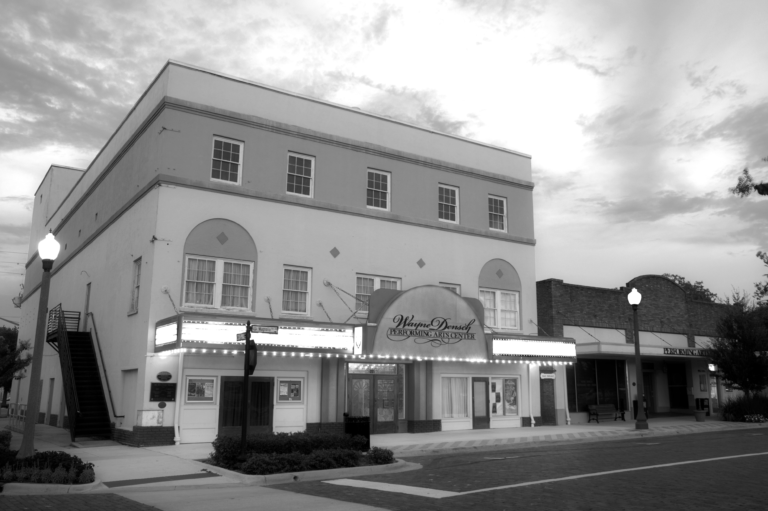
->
[588,404,625,423]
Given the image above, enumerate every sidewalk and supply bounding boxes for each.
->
[2,415,764,492]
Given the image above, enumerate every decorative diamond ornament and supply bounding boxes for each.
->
[217,232,229,245]
[496,269,504,279]
[330,247,340,258]
[417,258,426,268]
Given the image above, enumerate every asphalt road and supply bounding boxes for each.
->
[275,429,768,510]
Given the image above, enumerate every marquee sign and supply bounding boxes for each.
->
[370,286,487,359]
[664,348,712,357]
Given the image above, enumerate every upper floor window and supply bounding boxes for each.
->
[438,184,459,223]
[184,256,253,309]
[356,274,401,312]
[488,196,507,232]
[211,137,243,185]
[129,257,141,314]
[282,266,311,315]
[440,282,461,295]
[479,288,519,330]
[287,153,314,197]
[367,170,390,211]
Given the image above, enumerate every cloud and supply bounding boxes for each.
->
[533,45,637,78]
[0,222,32,246]
[366,4,400,43]
[590,191,721,224]
[684,64,747,100]
[703,100,768,163]
[0,196,34,211]
[532,167,582,196]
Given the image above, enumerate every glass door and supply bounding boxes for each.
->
[472,377,490,429]
[218,377,273,437]
[347,374,398,434]
[374,376,396,434]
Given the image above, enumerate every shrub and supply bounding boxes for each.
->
[721,394,768,422]
[302,449,360,471]
[0,449,17,467]
[39,468,53,484]
[367,447,395,465]
[51,465,69,484]
[210,431,369,469]
[240,452,305,475]
[78,468,96,484]
[0,430,11,450]
[2,465,16,482]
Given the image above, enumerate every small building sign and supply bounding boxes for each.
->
[664,348,712,357]
[540,373,556,380]
[149,383,177,402]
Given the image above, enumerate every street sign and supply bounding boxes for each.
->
[237,325,278,342]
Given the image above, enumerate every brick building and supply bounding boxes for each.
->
[537,275,729,423]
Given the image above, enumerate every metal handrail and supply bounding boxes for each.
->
[57,308,81,441]
[87,312,123,418]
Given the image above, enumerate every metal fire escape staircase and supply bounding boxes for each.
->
[46,305,112,441]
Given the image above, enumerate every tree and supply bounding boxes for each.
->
[709,297,768,401]
[0,326,32,408]
[662,274,719,303]
[730,165,768,197]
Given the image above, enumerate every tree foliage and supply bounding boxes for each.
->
[0,326,32,406]
[709,298,768,398]
[730,164,768,197]
[755,251,768,304]
[662,274,719,303]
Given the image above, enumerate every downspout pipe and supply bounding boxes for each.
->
[173,351,184,445]
[528,363,535,427]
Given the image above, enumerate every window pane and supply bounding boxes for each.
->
[442,377,468,418]
[283,268,308,312]
[212,139,242,183]
[379,279,398,290]
[222,262,250,308]
[479,290,496,327]
[356,276,374,312]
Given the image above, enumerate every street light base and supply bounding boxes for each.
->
[635,421,649,430]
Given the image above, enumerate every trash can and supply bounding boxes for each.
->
[695,398,711,417]
[344,413,370,451]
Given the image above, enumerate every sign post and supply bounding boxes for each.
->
[241,321,252,452]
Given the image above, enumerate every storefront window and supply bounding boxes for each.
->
[442,377,468,418]
[568,359,628,413]
[490,377,519,416]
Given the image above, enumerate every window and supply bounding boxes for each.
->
[129,258,141,313]
[442,377,468,418]
[184,256,253,309]
[488,196,507,232]
[282,266,310,314]
[439,283,461,295]
[491,378,519,416]
[438,184,459,223]
[479,288,519,329]
[366,170,390,211]
[286,153,314,197]
[211,137,243,184]
[355,274,401,312]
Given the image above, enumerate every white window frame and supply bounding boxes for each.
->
[210,136,244,186]
[438,184,459,224]
[488,195,507,232]
[366,169,391,212]
[441,376,470,419]
[282,265,312,316]
[355,274,401,313]
[129,257,141,314]
[479,288,520,330]
[439,282,461,295]
[182,255,254,310]
[286,152,315,198]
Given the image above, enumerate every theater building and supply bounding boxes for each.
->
[537,275,728,423]
[14,61,575,446]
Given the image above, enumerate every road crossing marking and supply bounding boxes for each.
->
[324,451,768,499]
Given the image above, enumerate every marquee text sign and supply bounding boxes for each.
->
[663,348,712,357]
[386,315,477,347]
[372,286,486,359]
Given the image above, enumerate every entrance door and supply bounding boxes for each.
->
[540,370,557,425]
[472,377,490,429]
[218,377,274,437]
[348,375,397,434]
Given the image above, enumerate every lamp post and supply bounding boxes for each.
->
[18,233,60,458]
[628,288,649,430]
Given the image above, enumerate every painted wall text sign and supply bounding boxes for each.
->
[386,314,476,347]
[663,348,712,357]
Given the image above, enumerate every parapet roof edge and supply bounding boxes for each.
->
[165,59,532,160]
[33,164,86,197]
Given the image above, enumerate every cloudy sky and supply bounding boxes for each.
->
[1,0,767,325]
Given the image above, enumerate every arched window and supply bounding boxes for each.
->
[478,259,521,330]
[182,219,257,311]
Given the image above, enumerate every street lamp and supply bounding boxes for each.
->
[18,232,60,458]
[628,288,649,430]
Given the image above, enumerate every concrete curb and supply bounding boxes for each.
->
[186,458,421,486]
[1,478,105,495]
[389,422,767,458]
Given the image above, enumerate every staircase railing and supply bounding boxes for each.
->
[55,306,81,441]
[87,312,123,418]
[46,305,80,352]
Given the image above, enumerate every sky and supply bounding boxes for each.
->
[1,0,768,326]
